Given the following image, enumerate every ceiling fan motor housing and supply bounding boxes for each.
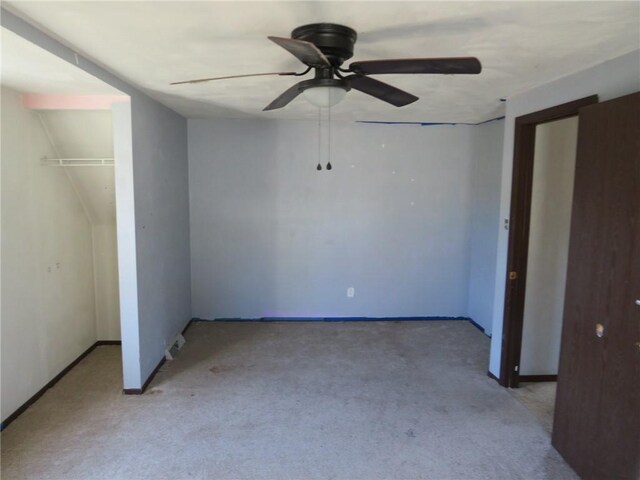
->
[291,23,357,66]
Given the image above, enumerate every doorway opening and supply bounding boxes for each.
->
[499,95,598,389]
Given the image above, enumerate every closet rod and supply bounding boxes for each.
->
[41,157,114,167]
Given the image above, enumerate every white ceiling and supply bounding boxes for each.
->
[5,1,639,123]
[1,28,121,95]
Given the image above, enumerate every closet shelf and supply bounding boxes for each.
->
[41,157,114,167]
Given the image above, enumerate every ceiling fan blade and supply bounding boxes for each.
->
[349,57,482,75]
[170,71,297,85]
[263,81,305,111]
[345,75,418,107]
[268,36,330,68]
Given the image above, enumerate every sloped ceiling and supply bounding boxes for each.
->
[5,1,639,123]
[39,110,116,226]
[41,110,114,158]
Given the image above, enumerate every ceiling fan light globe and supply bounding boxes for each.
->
[303,86,347,108]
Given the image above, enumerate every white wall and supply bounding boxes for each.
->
[111,100,141,388]
[189,119,503,320]
[44,110,120,341]
[93,223,120,340]
[488,50,640,377]
[467,120,505,334]
[1,87,97,421]
[520,117,578,376]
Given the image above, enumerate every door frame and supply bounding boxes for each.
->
[499,95,598,388]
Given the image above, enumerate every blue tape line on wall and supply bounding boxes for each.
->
[356,116,505,127]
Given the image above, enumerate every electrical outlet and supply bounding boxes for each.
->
[347,287,355,298]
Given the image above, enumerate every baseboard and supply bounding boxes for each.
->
[123,356,166,395]
[0,339,121,431]
[124,318,194,395]
[122,387,143,394]
[196,316,490,336]
[467,318,485,334]
[518,374,558,382]
[181,318,195,335]
[207,316,473,322]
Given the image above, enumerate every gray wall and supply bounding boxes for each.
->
[189,119,503,321]
[467,120,505,334]
[131,96,191,381]
[2,9,192,389]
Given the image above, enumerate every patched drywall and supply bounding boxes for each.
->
[189,118,503,320]
[0,88,97,421]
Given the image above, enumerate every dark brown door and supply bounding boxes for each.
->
[552,92,640,480]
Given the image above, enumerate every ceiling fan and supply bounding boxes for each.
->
[171,23,482,110]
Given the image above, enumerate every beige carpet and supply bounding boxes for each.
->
[1,321,577,479]
[509,382,557,434]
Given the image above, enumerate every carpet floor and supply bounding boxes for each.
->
[509,382,557,435]
[1,321,577,479]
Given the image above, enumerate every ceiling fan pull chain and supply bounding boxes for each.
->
[327,103,332,171]
[317,106,322,171]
